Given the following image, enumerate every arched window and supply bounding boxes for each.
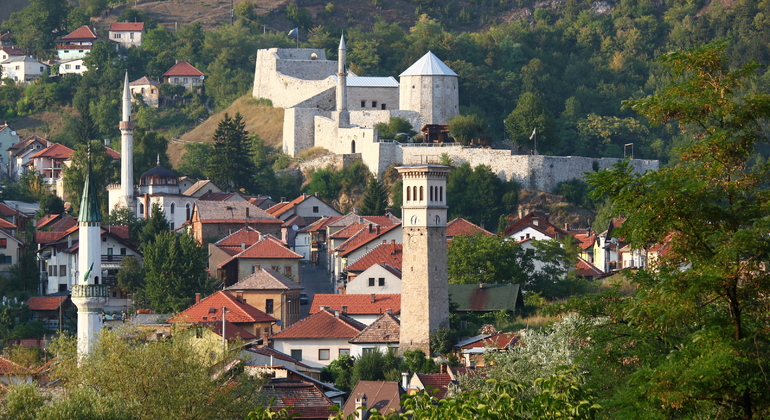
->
[170,203,175,214]
[186,203,191,220]
[419,186,423,201]
[139,203,144,216]
[429,186,433,202]
[440,186,443,202]
[351,140,356,154]
[435,215,440,224]
[406,186,411,202]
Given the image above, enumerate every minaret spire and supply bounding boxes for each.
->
[336,33,349,127]
[118,71,135,210]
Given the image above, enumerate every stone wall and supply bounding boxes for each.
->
[347,86,399,112]
[399,75,459,125]
[252,48,337,109]
[284,108,329,155]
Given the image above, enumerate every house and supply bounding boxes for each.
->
[7,135,49,181]
[271,308,366,368]
[266,193,340,222]
[129,76,160,107]
[187,200,283,244]
[345,242,402,282]
[0,355,34,386]
[281,214,309,257]
[345,263,401,294]
[57,57,86,75]
[0,227,26,273]
[246,363,344,403]
[575,257,603,279]
[55,25,113,61]
[342,381,404,419]
[0,46,23,61]
[216,234,302,287]
[309,294,400,326]
[108,22,145,48]
[208,227,264,271]
[446,217,494,241]
[299,215,343,264]
[168,291,277,341]
[502,211,569,242]
[405,370,456,400]
[0,123,21,170]
[348,311,400,357]
[246,195,277,210]
[0,202,31,236]
[36,213,77,232]
[162,61,205,91]
[570,228,598,264]
[259,379,337,420]
[27,295,73,331]
[448,283,523,314]
[0,56,49,82]
[24,142,73,193]
[331,223,402,287]
[322,212,400,270]
[453,332,520,367]
[225,268,303,331]
[244,346,320,380]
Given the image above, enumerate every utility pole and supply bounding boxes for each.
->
[222,306,227,353]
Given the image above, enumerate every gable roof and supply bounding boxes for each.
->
[575,257,603,277]
[342,381,404,419]
[34,225,79,245]
[446,218,494,238]
[400,51,457,77]
[27,296,69,311]
[0,217,16,230]
[193,201,280,224]
[0,47,23,56]
[0,355,32,376]
[271,308,366,340]
[163,61,205,77]
[28,143,73,160]
[262,380,336,419]
[349,312,400,344]
[130,76,159,86]
[200,320,256,341]
[413,373,453,399]
[448,283,523,312]
[502,211,568,239]
[249,346,314,370]
[458,332,520,350]
[309,294,401,316]
[214,226,262,247]
[226,268,303,291]
[218,235,302,268]
[167,291,277,324]
[302,215,343,233]
[109,22,145,31]
[571,229,597,250]
[335,224,401,258]
[347,240,403,273]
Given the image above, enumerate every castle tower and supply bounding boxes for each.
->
[118,72,134,208]
[71,149,109,358]
[397,164,451,355]
[399,52,459,126]
[335,34,350,127]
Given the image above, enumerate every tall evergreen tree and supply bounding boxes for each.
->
[206,113,257,193]
[63,140,117,216]
[139,202,170,247]
[358,178,388,215]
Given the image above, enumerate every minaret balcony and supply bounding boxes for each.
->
[71,284,110,299]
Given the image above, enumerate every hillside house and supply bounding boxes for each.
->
[348,311,400,357]
[0,227,26,274]
[0,46,23,61]
[162,61,204,92]
[7,135,48,181]
[58,58,86,75]
[129,76,160,107]
[266,193,341,222]
[55,26,113,61]
[0,123,21,173]
[332,223,402,287]
[108,22,144,48]
[0,56,48,83]
[345,241,402,281]
[345,263,401,294]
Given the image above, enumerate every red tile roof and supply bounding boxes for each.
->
[309,294,401,316]
[302,216,342,233]
[413,373,452,399]
[0,355,32,376]
[218,235,301,268]
[28,143,73,160]
[0,47,23,56]
[167,291,277,324]
[571,229,597,250]
[0,203,29,218]
[163,61,204,77]
[349,312,400,344]
[575,257,603,277]
[27,296,68,311]
[502,211,568,239]
[214,226,262,247]
[346,243,402,273]
[201,320,256,341]
[460,332,520,350]
[446,218,494,238]
[343,381,404,418]
[335,223,401,257]
[271,308,365,339]
[60,25,100,40]
[227,268,303,291]
[109,22,145,31]
[34,225,78,245]
[105,147,120,159]
[0,218,16,230]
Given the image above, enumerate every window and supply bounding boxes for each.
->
[114,33,121,38]
[75,65,80,70]
[362,347,375,355]
[58,284,67,292]
[406,187,410,202]
[312,206,319,213]
[64,50,69,53]
[252,265,260,273]
[440,186,443,202]
[102,237,107,242]
[319,349,330,360]
[284,266,291,276]
[0,255,12,265]
[435,215,440,224]
[39,66,44,72]
[381,103,386,110]
[291,349,302,361]
[265,299,274,314]
[49,265,57,276]
[183,78,188,84]
[186,203,191,220]
[339,349,350,356]
[174,77,179,83]
[429,186,433,201]
[360,100,366,107]
[0,238,6,249]
[272,265,279,271]
[60,265,66,277]
[170,203,175,214]
[368,278,375,287]
[378,278,385,286]
[419,186,424,201]
[372,101,378,108]
[130,32,134,39]
[65,64,71,70]
[121,248,127,255]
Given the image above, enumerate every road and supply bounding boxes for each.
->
[298,257,335,318]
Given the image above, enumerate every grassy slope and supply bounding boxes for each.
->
[167,95,284,167]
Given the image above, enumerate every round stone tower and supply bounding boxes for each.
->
[399,52,459,126]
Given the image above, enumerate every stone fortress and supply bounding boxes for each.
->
[253,36,659,190]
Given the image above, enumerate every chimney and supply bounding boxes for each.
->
[241,242,246,250]
[401,372,408,389]
[302,193,307,198]
[355,394,368,420]
[341,305,347,315]
[236,291,243,302]
[67,235,72,248]
[246,207,250,218]
[564,223,570,230]
[368,224,373,233]
[376,226,380,234]
[334,310,340,318]
[382,239,386,244]
[386,308,392,314]
[104,138,110,147]
[353,208,359,215]
[315,192,319,197]
[371,293,375,303]
[320,305,329,311]
[195,293,201,304]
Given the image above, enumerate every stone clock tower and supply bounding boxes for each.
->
[397,164,452,355]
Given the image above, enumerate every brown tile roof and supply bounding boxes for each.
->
[226,268,303,291]
[8,135,48,150]
[199,191,240,201]
[571,229,597,250]
[271,308,365,339]
[246,196,277,209]
[262,380,336,419]
[28,143,73,160]
[414,373,452,399]
[214,226,262,247]
[349,312,400,344]
[460,332,520,350]
[446,218,494,238]
[34,225,78,245]
[194,201,280,224]
[575,257,603,277]
[0,47,23,56]
[342,381,404,418]
[309,294,401,316]
[130,76,159,86]
[167,291,277,324]
[0,355,32,376]
[0,217,16,230]
[250,347,314,370]
[502,211,568,239]
[346,242,402,273]
[27,296,68,311]
[105,147,120,159]
[109,22,145,31]
[301,216,339,233]
[163,61,204,77]
[218,235,302,268]
[335,223,401,257]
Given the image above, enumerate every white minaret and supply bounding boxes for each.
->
[336,34,349,127]
[118,72,134,208]
[71,148,108,359]
[397,165,452,355]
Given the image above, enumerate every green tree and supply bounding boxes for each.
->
[2,0,70,58]
[177,142,213,180]
[62,140,117,216]
[206,113,257,193]
[374,117,414,140]
[505,92,558,154]
[447,234,532,285]
[139,202,170,246]
[132,129,170,181]
[5,250,40,296]
[358,178,388,215]
[38,193,65,216]
[105,207,146,242]
[116,256,144,295]
[448,114,485,145]
[143,231,215,314]
[575,41,770,418]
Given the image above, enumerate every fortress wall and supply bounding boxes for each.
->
[346,86,399,112]
[349,110,393,129]
[275,59,337,80]
[253,49,337,109]
[399,75,459,125]
[399,146,659,191]
[284,108,328,156]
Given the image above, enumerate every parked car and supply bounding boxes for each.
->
[299,292,309,305]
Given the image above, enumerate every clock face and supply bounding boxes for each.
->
[411,215,419,226]
[408,234,420,249]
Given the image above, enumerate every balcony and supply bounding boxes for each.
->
[101,255,126,263]
[71,284,110,298]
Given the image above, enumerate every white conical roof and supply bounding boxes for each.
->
[399,51,457,77]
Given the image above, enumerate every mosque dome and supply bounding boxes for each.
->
[138,161,179,195]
